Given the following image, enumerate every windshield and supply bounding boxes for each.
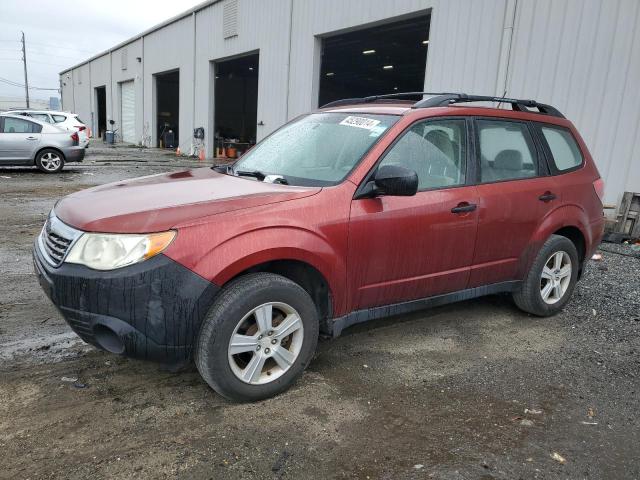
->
[232,112,399,186]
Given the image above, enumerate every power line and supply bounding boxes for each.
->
[0,57,70,67]
[0,76,59,91]
[27,51,85,61]
[21,39,96,54]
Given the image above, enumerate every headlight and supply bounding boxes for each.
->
[65,231,176,270]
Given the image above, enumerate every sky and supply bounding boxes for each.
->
[0,0,204,101]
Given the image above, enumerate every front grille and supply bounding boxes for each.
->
[38,212,83,267]
[43,228,72,265]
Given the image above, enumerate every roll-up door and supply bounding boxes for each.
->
[120,80,135,143]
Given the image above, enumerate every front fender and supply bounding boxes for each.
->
[191,226,347,313]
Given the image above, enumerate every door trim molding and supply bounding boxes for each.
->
[329,280,522,337]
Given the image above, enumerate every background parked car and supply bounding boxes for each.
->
[0,113,85,173]
[9,109,89,148]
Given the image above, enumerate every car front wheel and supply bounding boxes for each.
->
[195,273,319,402]
[35,149,65,173]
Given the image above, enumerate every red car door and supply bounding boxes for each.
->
[468,118,559,287]
[347,118,479,310]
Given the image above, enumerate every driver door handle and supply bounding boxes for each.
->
[451,202,477,214]
[26,136,38,140]
[539,192,556,202]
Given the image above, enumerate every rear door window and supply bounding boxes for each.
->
[2,117,42,133]
[476,119,538,183]
[540,125,583,171]
[30,113,52,123]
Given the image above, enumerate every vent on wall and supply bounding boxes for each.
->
[121,48,128,70]
[223,0,239,39]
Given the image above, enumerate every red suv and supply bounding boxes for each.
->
[34,93,605,401]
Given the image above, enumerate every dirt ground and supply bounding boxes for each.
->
[1,144,639,479]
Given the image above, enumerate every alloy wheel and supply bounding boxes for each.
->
[40,152,61,171]
[228,302,304,385]
[540,251,572,304]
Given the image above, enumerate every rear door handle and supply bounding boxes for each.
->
[451,202,477,214]
[26,136,37,140]
[539,192,556,202]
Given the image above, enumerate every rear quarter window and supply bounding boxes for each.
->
[52,115,67,123]
[541,125,583,172]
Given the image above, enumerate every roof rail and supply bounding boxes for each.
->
[413,93,565,118]
[321,92,456,109]
[322,91,565,118]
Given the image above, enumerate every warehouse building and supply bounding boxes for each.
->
[60,0,640,208]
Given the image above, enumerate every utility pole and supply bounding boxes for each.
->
[21,31,29,108]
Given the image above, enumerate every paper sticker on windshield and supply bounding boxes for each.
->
[368,125,386,138]
[339,116,381,130]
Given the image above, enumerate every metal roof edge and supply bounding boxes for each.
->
[59,0,223,75]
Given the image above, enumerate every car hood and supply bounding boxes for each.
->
[54,168,321,233]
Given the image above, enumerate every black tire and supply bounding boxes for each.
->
[35,149,65,173]
[195,273,319,402]
[513,234,579,316]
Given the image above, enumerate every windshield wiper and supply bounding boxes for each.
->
[235,170,266,181]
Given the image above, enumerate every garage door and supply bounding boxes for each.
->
[120,80,135,143]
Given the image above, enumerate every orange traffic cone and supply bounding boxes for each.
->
[176,147,181,156]
[199,148,205,161]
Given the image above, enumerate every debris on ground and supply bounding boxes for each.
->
[271,450,291,475]
[591,253,603,261]
[551,452,567,464]
[60,376,78,383]
[524,408,543,415]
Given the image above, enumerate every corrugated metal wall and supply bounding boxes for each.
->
[506,0,640,207]
[60,0,640,207]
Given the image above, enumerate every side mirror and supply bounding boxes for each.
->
[367,164,418,197]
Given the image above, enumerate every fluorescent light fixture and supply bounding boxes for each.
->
[249,67,254,71]
[325,72,335,76]
[422,40,429,45]
[362,49,376,55]
[383,65,394,70]
[393,87,398,90]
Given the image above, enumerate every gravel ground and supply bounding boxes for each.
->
[0,144,639,479]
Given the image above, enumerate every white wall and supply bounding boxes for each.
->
[143,15,195,149]
[194,0,293,153]
[60,0,640,207]
[503,0,640,207]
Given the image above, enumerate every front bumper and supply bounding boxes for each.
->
[33,243,219,364]
[65,146,85,163]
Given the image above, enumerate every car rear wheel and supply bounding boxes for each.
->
[35,149,65,173]
[513,234,579,316]
[195,273,319,402]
